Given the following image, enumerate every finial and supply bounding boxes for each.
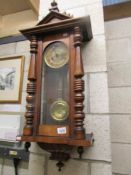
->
[49,0,59,12]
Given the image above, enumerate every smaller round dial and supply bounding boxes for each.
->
[50,100,69,121]
[44,41,69,68]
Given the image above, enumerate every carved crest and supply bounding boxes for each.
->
[37,0,72,25]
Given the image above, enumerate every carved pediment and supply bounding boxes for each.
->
[37,1,72,26]
[20,0,92,42]
[37,11,72,25]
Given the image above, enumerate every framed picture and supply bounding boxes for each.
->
[0,56,24,103]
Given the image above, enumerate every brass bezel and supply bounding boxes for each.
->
[50,100,69,121]
[44,41,69,69]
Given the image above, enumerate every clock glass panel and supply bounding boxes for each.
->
[41,41,69,125]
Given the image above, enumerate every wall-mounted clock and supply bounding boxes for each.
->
[19,0,93,171]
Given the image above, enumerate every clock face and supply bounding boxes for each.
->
[44,41,69,68]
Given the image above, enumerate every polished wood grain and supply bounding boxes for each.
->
[21,133,93,146]
[38,125,69,137]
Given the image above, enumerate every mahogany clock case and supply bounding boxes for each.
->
[19,1,93,167]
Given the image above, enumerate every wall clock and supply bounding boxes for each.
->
[19,0,93,171]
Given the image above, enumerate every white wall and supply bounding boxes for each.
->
[105,17,131,175]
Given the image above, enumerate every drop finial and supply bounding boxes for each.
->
[50,0,59,12]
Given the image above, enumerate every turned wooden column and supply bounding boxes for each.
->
[73,26,85,139]
[23,35,37,136]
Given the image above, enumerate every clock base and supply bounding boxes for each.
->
[20,133,93,147]
[19,133,93,171]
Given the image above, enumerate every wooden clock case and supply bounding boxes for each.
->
[20,1,93,170]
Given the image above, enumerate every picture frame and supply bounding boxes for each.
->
[0,56,24,104]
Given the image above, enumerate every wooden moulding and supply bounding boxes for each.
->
[20,133,93,147]
[20,16,92,42]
